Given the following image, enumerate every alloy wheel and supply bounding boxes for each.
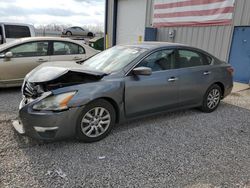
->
[81,107,111,138]
[207,88,220,109]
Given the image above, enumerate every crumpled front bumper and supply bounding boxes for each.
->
[13,98,84,141]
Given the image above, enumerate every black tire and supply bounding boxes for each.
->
[76,99,116,142]
[66,31,72,36]
[87,32,94,37]
[200,84,222,113]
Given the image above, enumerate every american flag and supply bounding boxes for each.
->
[153,0,235,27]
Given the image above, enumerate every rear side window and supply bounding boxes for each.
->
[78,27,84,31]
[175,49,211,68]
[53,41,85,55]
[5,25,31,38]
[203,55,213,65]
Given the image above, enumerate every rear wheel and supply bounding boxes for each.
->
[200,84,222,113]
[87,32,94,37]
[76,99,115,142]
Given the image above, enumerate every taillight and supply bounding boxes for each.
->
[227,66,234,76]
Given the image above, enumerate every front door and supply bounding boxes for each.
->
[124,49,179,117]
[0,41,50,86]
[229,27,250,84]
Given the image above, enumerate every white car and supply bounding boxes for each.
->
[0,22,35,44]
[62,27,94,37]
[0,37,99,87]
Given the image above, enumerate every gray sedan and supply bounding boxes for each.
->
[13,42,233,142]
[62,26,94,37]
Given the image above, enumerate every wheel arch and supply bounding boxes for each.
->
[88,97,120,123]
[87,32,93,36]
[203,82,225,101]
[213,82,225,98]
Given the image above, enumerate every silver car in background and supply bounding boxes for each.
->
[13,42,233,142]
[62,26,94,37]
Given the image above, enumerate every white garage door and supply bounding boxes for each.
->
[116,0,147,45]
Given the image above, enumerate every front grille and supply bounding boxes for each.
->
[22,82,45,99]
[22,82,36,98]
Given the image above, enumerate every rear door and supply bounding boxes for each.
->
[50,41,86,62]
[0,41,50,85]
[124,49,180,117]
[175,49,214,106]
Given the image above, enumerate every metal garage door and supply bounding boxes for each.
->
[229,27,250,84]
[116,0,147,45]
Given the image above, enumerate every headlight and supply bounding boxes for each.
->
[33,91,76,111]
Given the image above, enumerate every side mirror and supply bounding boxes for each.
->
[5,51,13,58]
[133,66,152,76]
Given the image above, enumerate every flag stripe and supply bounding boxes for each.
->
[153,19,232,27]
[154,7,233,18]
[154,0,225,9]
[154,1,234,14]
[153,13,232,23]
[153,0,234,27]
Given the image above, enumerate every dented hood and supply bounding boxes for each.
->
[26,61,106,83]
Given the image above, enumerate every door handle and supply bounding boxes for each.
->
[73,57,82,61]
[168,77,178,82]
[37,58,48,63]
[203,71,211,75]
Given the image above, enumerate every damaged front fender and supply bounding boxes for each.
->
[52,80,124,109]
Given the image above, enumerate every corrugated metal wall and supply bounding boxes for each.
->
[153,0,250,61]
[157,26,232,61]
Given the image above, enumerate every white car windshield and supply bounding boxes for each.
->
[83,46,147,73]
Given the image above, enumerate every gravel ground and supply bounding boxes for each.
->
[0,89,250,187]
[0,87,22,121]
[223,89,250,110]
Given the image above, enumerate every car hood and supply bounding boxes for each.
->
[26,61,106,83]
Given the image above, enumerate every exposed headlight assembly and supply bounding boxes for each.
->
[33,91,76,111]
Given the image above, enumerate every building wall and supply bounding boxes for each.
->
[106,0,153,48]
[106,0,115,48]
[151,0,250,61]
[157,25,232,61]
[116,0,147,44]
[106,0,250,60]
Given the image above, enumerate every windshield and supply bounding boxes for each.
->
[83,46,147,73]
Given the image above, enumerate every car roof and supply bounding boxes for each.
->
[0,22,34,27]
[0,37,85,50]
[123,41,215,57]
[124,42,188,50]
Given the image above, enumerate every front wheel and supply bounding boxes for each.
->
[200,84,222,113]
[66,31,72,36]
[76,99,115,142]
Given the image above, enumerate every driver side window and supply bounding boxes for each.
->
[7,41,49,58]
[137,49,174,72]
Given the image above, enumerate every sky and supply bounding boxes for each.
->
[0,0,104,27]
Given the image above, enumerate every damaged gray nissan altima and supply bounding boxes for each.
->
[13,42,233,142]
